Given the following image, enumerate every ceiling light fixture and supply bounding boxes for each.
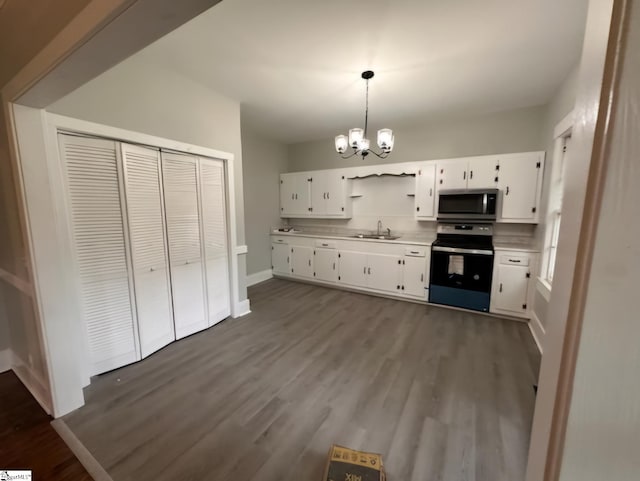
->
[335,70,394,159]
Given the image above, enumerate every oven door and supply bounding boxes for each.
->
[429,246,494,312]
[437,190,497,220]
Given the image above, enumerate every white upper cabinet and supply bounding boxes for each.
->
[497,152,544,222]
[121,143,175,359]
[466,156,499,189]
[415,163,436,220]
[161,152,207,340]
[437,157,498,191]
[280,172,310,217]
[436,159,468,190]
[311,170,347,217]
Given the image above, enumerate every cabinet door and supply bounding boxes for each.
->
[437,159,468,190]
[494,264,529,313]
[467,156,499,189]
[367,253,402,293]
[272,243,290,274]
[121,143,175,358]
[324,171,346,216]
[199,158,230,326]
[338,251,368,288]
[416,163,436,219]
[60,134,138,375]
[162,152,207,339]
[403,256,427,298]
[290,245,314,278]
[498,153,542,221]
[292,174,311,216]
[280,174,296,216]
[310,171,327,216]
[314,248,338,283]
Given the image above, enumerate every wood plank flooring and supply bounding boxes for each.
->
[63,279,540,481]
[0,371,92,480]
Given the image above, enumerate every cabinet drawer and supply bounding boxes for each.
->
[272,237,289,244]
[404,247,427,257]
[499,254,530,266]
[315,240,336,249]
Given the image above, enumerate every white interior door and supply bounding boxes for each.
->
[59,134,138,375]
[162,152,207,339]
[367,253,402,293]
[494,264,529,313]
[198,158,230,326]
[338,251,368,288]
[121,143,175,358]
[467,156,499,189]
[314,248,338,283]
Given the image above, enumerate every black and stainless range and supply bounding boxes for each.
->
[429,223,494,312]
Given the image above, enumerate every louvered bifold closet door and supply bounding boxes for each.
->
[121,143,175,358]
[59,134,138,375]
[161,152,207,339]
[198,158,230,325]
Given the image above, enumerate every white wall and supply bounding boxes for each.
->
[559,2,639,478]
[49,52,248,300]
[288,105,546,172]
[241,122,288,276]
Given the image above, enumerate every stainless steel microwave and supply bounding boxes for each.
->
[437,189,498,220]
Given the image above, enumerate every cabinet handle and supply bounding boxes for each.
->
[509,259,521,263]
[322,243,328,247]
[463,171,466,180]
[368,267,371,275]
[470,170,473,180]
[150,267,154,272]
[506,186,510,196]
[363,266,367,274]
[287,256,289,263]
[499,283,503,293]
[185,261,189,265]
[327,192,330,199]
[421,273,424,282]
[308,259,311,266]
[333,262,336,270]
[411,251,419,254]
[291,193,294,200]
[429,188,432,197]
[323,192,326,199]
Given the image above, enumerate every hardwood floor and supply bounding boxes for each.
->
[62,279,540,481]
[0,370,92,480]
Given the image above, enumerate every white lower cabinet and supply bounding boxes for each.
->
[314,248,338,282]
[402,256,428,298]
[272,241,290,274]
[366,253,402,293]
[490,250,538,319]
[291,245,314,278]
[338,251,368,287]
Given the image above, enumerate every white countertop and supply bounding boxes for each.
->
[271,229,434,246]
[493,242,540,253]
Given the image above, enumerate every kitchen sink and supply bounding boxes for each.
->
[351,234,401,240]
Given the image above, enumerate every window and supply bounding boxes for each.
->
[542,134,571,284]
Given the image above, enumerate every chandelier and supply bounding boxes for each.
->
[334,70,394,159]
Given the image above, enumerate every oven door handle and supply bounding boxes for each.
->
[432,246,494,256]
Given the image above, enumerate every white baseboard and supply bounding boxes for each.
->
[529,311,545,354]
[0,348,13,373]
[12,353,52,415]
[233,299,251,318]
[246,269,273,287]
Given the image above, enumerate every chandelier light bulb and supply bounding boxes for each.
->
[348,128,364,149]
[377,129,394,152]
[335,135,348,154]
[358,138,370,151]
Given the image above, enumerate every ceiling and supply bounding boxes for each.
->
[140,0,589,143]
